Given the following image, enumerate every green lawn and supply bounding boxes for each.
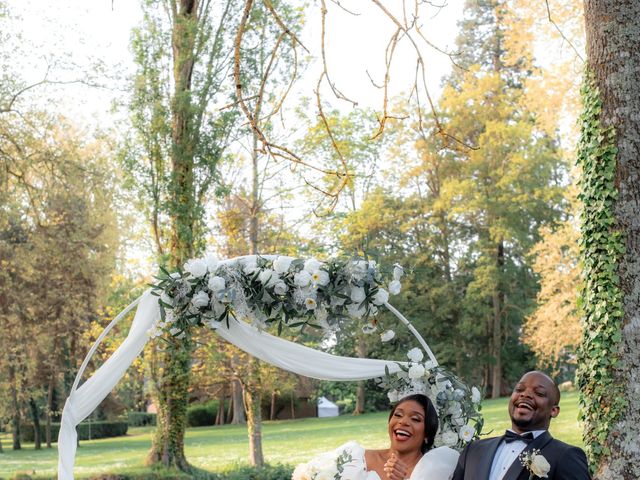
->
[0,392,584,478]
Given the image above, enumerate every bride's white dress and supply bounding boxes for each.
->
[294,441,459,480]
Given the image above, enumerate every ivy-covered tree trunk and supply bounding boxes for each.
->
[578,1,640,478]
[147,0,198,470]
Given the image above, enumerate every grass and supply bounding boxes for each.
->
[0,392,584,478]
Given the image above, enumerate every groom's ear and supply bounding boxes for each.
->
[550,405,560,418]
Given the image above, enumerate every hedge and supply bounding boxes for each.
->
[20,421,128,443]
[186,401,218,427]
[127,411,157,427]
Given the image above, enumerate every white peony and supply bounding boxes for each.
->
[408,363,426,379]
[311,269,330,286]
[387,389,400,402]
[407,347,424,362]
[203,254,219,273]
[273,281,288,295]
[380,330,395,342]
[350,286,366,303]
[458,424,475,442]
[471,386,482,404]
[393,264,404,280]
[208,275,226,291]
[441,430,459,447]
[191,290,210,308]
[372,288,389,305]
[304,258,322,273]
[184,258,208,278]
[530,453,551,478]
[294,270,312,287]
[389,280,402,295]
[292,463,312,480]
[272,256,293,274]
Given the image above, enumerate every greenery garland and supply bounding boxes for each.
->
[575,69,626,469]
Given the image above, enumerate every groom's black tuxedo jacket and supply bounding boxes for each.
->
[451,431,591,480]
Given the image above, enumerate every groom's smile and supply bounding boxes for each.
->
[508,371,560,433]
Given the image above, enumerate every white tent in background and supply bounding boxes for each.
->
[317,396,340,417]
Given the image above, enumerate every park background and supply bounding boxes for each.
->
[1,0,637,479]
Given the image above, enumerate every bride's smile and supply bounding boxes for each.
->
[388,400,427,453]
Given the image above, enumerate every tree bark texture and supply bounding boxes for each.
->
[243,370,265,467]
[230,377,246,424]
[584,1,640,478]
[490,241,504,399]
[29,397,41,450]
[9,365,21,450]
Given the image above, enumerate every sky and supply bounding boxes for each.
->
[6,0,465,127]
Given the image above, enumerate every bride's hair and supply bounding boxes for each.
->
[388,394,438,453]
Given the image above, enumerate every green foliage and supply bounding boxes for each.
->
[20,421,128,443]
[127,412,157,427]
[186,402,217,428]
[575,69,626,469]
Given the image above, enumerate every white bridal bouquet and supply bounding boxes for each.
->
[293,442,371,480]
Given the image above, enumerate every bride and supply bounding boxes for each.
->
[293,394,459,480]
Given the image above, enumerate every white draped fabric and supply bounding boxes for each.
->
[57,289,431,479]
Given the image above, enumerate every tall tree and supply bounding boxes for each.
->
[125,0,238,470]
[577,2,640,477]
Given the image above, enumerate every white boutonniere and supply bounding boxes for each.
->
[519,449,551,479]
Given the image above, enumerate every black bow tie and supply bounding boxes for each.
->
[504,430,534,444]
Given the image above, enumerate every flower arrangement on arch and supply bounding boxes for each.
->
[148,254,403,340]
[378,347,484,450]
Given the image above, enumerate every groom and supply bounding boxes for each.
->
[452,371,590,480]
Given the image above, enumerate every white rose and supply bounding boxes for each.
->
[350,286,366,303]
[471,386,482,404]
[304,258,322,273]
[292,463,312,480]
[258,269,274,285]
[387,389,399,402]
[243,257,258,274]
[408,364,426,379]
[441,430,459,447]
[389,280,402,295]
[372,288,389,305]
[407,348,424,362]
[273,281,288,295]
[458,424,475,442]
[380,330,395,342]
[530,453,551,478]
[184,258,207,278]
[311,269,330,286]
[347,303,364,319]
[305,297,317,310]
[393,264,404,280]
[351,260,368,280]
[191,291,210,308]
[273,256,293,274]
[208,275,226,291]
[203,254,219,273]
[294,270,311,287]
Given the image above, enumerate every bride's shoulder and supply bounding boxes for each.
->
[411,447,459,480]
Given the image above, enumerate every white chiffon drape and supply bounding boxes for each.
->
[57,290,422,479]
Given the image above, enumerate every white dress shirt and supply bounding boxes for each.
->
[489,430,546,480]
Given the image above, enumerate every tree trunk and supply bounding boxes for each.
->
[9,365,21,450]
[490,241,504,398]
[230,377,246,424]
[290,392,295,419]
[148,0,199,471]
[354,332,366,414]
[582,2,640,477]
[270,391,277,421]
[243,371,264,467]
[216,386,226,425]
[46,372,55,448]
[29,397,41,450]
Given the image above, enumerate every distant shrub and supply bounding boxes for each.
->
[21,421,127,443]
[128,412,157,427]
[187,401,217,427]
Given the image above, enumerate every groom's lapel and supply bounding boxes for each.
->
[502,431,553,480]
[475,436,503,480]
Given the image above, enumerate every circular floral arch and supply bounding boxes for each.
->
[57,255,482,479]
